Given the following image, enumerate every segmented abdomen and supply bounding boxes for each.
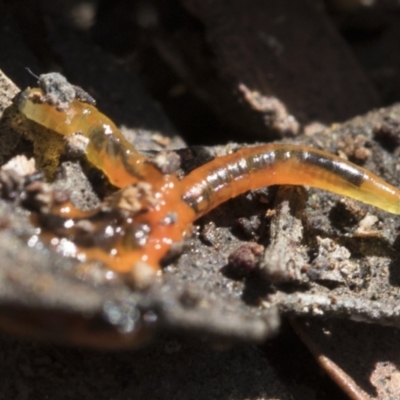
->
[181,144,400,217]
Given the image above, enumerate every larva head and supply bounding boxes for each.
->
[17,88,44,121]
[16,87,90,136]
[17,72,89,135]
[17,88,72,134]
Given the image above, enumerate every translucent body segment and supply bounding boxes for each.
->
[16,84,400,279]
[17,88,162,188]
[38,176,195,274]
[181,145,400,217]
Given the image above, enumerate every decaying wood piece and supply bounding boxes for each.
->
[292,318,400,399]
[181,0,379,139]
[2,1,400,399]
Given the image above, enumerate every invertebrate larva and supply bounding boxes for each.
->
[16,73,400,284]
[180,144,400,217]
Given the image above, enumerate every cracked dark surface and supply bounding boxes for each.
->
[2,0,400,399]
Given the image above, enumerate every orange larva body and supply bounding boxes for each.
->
[16,80,400,281]
[180,144,400,217]
[18,88,161,188]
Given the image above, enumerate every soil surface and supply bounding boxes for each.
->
[1,1,400,399]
